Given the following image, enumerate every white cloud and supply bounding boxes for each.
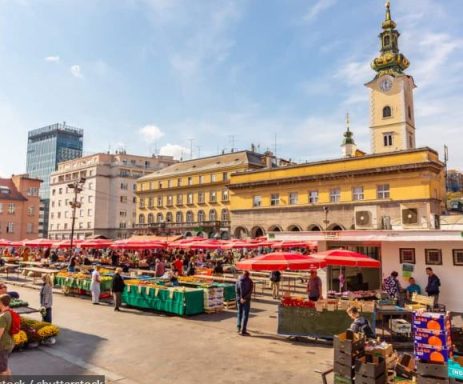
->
[70,65,83,78]
[139,124,165,143]
[45,56,60,63]
[159,143,190,160]
[304,0,337,23]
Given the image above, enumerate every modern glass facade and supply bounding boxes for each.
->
[26,123,83,237]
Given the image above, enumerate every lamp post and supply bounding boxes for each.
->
[323,206,330,231]
[68,177,86,252]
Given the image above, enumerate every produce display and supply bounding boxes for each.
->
[327,290,379,300]
[15,317,60,350]
[10,299,29,308]
[280,296,315,309]
[54,271,112,292]
[203,287,224,312]
[177,277,236,302]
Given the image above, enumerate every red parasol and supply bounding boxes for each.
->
[222,241,261,249]
[310,249,380,268]
[187,240,226,250]
[236,252,326,271]
[24,238,56,248]
[273,240,318,249]
[80,239,113,249]
[0,239,11,247]
[55,239,84,249]
[111,239,167,250]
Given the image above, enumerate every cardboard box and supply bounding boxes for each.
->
[334,332,365,355]
[417,361,448,379]
[355,356,386,378]
[368,343,394,358]
[413,313,451,331]
[415,343,453,362]
[449,357,463,380]
[414,331,452,348]
[390,319,412,334]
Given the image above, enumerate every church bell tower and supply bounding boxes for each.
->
[366,1,416,154]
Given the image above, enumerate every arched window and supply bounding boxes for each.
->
[157,213,164,223]
[186,211,194,224]
[383,106,392,118]
[221,209,229,222]
[166,212,173,223]
[383,35,390,47]
[138,214,145,224]
[147,213,154,224]
[209,209,217,222]
[176,211,183,223]
[197,210,205,223]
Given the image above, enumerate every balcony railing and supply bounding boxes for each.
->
[134,220,230,230]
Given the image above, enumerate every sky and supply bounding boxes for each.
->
[0,0,462,177]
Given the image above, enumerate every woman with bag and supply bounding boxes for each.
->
[90,266,101,305]
[40,274,53,323]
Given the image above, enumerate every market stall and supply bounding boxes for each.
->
[54,271,112,298]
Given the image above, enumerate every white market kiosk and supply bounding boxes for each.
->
[270,230,463,311]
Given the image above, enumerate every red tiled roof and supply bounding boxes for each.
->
[0,179,27,201]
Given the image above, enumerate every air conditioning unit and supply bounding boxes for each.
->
[354,206,379,229]
[402,208,418,225]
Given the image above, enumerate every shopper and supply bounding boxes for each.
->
[90,266,101,305]
[0,294,14,376]
[405,277,421,301]
[173,256,184,276]
[68,254,77,273]
[111,268,125,311]
[383,271,401,299]
[346,306,375,339]
[236,270,253,336]
[186,257,196,276]
[40,274,53,323]
[425,267,441,305]
[307,270,322,302]
[269,270,281,299]
[155,258,165,278]
[0,284,19,299]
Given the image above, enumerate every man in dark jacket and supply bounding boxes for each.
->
[236,271,253,336]
[112,268,125,311]
[425,267,441,306]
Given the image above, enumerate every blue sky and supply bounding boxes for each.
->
[0,0,462,176]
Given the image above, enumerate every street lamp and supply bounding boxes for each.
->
[323,206,330,231]
[68,177,86,252]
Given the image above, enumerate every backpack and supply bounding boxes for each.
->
[7,309,20,335]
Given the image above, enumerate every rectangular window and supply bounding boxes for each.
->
[188,177,193,186]
[6,223,14,233]
[58,200,61,207]
[210,191,217,203]
[88,182,93,190]
[211,174,216,183]
[223,172,228,181]
[59,188,63,195]
[177,178,182,187]
[177,194,183,205]
[65,211,69,218]
[120,196,127,203]
[253,196,262,207]
[167,180,171,188]
[399,248,416,264]
[80,209,83,217]
[28,206,34,216]
[121,183,128,190]
[57,212,61,219]
[119,222,127,229]
[271,193,280,206]
[352,186,364,201]
[56,223,60,230]
[187,193,194,204]
[157,196,163,207]
[120,211,127,218]
[51,201,55,208]
[158,181,163,189]
[26,223,33,234]
[139,198,145,208]
[330,188,341,203]
[87,222,91,229]
[167,195,173,206]
[50,212,54,219]
[198,175,204,184]
[308,191,318,204]
[289,192,298,205]
[198,192,205,204]
[425,249,442,265]
[222,189,229,202]
[64,223,68,230]
[79,222,84,229]
[88,196,94,203]
[377,184,390,199]
[88,209,93,217]
[383,133,393,147]
[452,249,463,266]
[8,203,15,214]
[52,189,56,196]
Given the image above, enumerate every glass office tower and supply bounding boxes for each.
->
[26,123,83,237]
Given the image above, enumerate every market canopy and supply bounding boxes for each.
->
[236,252,326,271]
[222,241,261,249]
[0,239,11,247]
[310,249,381,268]
[110,239,167,250]
[80,239,113,249]
[55,239,84,249]
[272,240,318,249]
[24,238,56,248]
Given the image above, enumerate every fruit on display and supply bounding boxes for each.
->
[10,299,29,308]
[280,296,315,309]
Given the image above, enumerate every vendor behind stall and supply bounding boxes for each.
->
[405,277,421,301]
[347,306,375,339]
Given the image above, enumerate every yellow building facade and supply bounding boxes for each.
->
[228,3,446,238]
[135,151,269,238]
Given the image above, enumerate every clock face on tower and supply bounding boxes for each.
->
[379,76,393,92]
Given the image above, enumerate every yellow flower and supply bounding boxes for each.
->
[37,325,60,338]
[13,331,28,346]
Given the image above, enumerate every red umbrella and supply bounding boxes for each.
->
[55,239,84,249]
[222,241,261,249]
[10,240,25,247]
[311,249,380,268]
[236,252,326,271]
[0,239,11,247]
[111,239,167,250]
[188,240,226,250]
[24,238,56,248]
[80,239,113,249]
[273,240,318,249]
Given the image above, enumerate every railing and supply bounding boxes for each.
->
[134,220,230,229]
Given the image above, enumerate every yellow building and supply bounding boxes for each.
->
[135,151,272,238]
[228,3,446,238]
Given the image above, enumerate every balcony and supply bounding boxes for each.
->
[134,220,230,230]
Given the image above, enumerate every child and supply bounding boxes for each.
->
[346,306,375,339]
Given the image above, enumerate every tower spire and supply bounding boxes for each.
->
[371,0,410,78]
[341,113,356,157]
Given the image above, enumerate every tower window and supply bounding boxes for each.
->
[383,133,393,147]
[408,106,412,119]
[383,106,392,118]
[383,35,390,46]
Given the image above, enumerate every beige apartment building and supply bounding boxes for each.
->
[0,175,41,241]
[48,152,176,240]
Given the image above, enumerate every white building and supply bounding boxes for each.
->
[48,152,176,240]
[271,230,463,312]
